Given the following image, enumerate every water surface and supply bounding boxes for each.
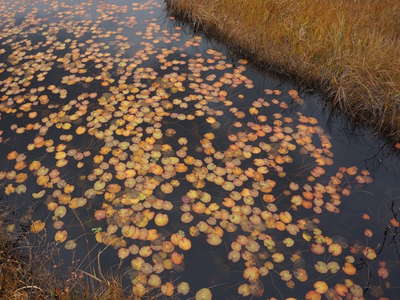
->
[0,0,399,299]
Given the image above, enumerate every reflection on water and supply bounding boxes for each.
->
[0,0,400,299]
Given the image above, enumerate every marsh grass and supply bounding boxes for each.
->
[0,216,183,300]
[0,222,127,300]
[166,0,400,139]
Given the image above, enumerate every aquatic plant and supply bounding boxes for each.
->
[0,0,398,299]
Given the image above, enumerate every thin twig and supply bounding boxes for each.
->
[13,285,44,294]
[78,269,104,283]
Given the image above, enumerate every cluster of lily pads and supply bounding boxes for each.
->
[0,0,397,299]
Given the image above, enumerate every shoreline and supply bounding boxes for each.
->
[0,224,126,300]
[165,0,400,142]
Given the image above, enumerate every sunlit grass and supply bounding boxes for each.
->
[166,0,400,139]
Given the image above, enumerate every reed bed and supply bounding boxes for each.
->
[166,0,400,139]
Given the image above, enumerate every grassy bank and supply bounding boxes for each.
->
[165,0,400,139]
[0,225,125,300]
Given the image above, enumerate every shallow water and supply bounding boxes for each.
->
[0,0,399,299]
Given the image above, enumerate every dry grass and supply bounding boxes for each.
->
[166,0,400,139]
[0,226,126,300]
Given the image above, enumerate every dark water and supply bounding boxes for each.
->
[0,0,399,299]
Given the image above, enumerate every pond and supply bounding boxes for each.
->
[0,0,399,299]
